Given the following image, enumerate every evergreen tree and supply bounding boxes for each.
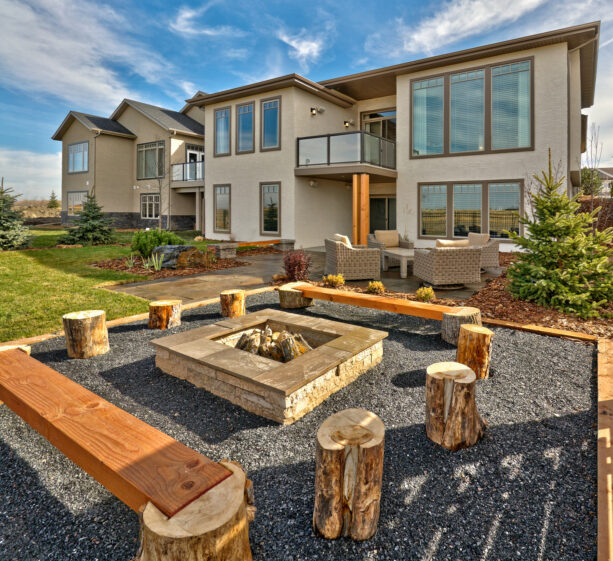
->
[47,190,60,209]
[58,193,114,245]
[507,150,613,318]
[0,185,29,250]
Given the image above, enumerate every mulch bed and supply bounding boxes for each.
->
[91,256,249,279]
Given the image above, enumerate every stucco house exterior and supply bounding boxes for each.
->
[53,22,599,249]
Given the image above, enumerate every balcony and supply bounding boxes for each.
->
[295,131,397,183]
[171,161,204,190]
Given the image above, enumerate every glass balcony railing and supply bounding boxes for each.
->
[296,131,396,169]
[172,161,204,181]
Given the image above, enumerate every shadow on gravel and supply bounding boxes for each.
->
[392,368,427,388]
[31,347,71,364]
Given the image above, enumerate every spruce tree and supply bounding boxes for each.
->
[507,150,613,318]
[0,185,29,250]
[47,190,60,209]
[59,193,114,245]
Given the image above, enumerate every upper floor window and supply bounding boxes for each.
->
[412,78,444,155]
[215,107,231,156]
[137,141,164,179]
[261,97,280,150]
[491,61,531,150]
[68,142,88,173]
[411,58,532,158]
[236,102,254,153]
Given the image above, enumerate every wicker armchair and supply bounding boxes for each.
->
[324,239,381,280]
[413,246,482,287]
[367,231,414,268]
[467,232,500,269]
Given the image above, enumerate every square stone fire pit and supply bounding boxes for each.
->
[151,309,387,424]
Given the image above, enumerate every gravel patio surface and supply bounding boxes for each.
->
[0,291,597,561]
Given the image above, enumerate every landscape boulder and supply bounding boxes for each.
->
[152,245,212,269]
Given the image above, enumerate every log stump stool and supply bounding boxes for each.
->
[278,282,313,309]
[456,324,494,379]
[313,408,385,541]
[148,300,182,330]
[136,461,255,561]
[425,362,486,451]
[62,310,110,359]
[220,289,245,318]
[441,307,481,345]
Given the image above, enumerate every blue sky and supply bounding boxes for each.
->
[0,0,612,198]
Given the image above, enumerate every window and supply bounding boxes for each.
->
[261,97,280,150]
[67,191,88,215]
[450,70,484,153]
[137,141,165,179]
[491,61,531,150]
[362,110,397,141]
[420,184,447,237]
[68,142,88,173]
[215,107,231,156]
[411,58,532,158]
[236,102,254,153]
[260,183,280,235]
[214,185,230,232]
[419,180,523,239]
[141,193,160,219]
[488,182,520,237]
[453,184,482,236]
[412,78,444,155]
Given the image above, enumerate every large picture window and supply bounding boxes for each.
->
[215,107,231,156]
[261,97,280,150]
[412,78,444,156]
[141,193,160,219]
[67,191,88,215]
[260,183,280,235]
[419,180,522,239]
[214,185,231,232]
[411,58,532,158]
[236,102,254,153]
[137,141,165,179]
[68,142,88,173]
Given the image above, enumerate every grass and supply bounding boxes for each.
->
[0,228,219,342]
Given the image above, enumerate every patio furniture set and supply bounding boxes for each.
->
[324,230,500,287]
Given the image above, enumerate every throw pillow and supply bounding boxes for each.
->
[468,232,490,246]
[435,239,470,248]
[374,230,399,248]
[333,233,352,247]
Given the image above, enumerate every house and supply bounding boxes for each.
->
[53,21,599,249]
[597,168,613,194]
[52,99,205,229]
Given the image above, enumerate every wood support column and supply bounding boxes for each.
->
[195,189,201,232]
[352,174,359,245]
[352,174,370,246]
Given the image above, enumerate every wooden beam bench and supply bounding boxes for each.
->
[294,284,457,321]
[0,348,231,517]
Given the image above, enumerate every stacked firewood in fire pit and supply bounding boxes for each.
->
[235,326,312,362]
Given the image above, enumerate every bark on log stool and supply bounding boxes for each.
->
[278,282,313,309]
[425,362,486,451]
[313,408,385,541]
[456,324,494,379]
[135,461,255,561]
[148,300,182,330]
[441,307,481,345]
[220,289,246,318]
[62,310,110,359]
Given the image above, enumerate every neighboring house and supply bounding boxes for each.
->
[53,22,599,248]
[597,168,613,195]
[52,99,205,229]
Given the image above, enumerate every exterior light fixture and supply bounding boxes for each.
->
[344,119,355,128]
[310,107,317,116]
[132,185,139,190]
[310,106,325,115]
[309,180,318,188]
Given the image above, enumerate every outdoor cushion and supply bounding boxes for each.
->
[436,239,470,248]
[333,233,352,247]
[374,230,399,248]
[468,233,490,246]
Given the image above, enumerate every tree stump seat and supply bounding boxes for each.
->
[220,289,245,318]
[441,307,482,345]
[62,310,109,358]
[149,300,182,330]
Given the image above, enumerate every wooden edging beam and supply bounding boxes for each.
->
[599,338,613,561]
[481,318,598,343]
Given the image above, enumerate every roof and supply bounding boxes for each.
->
[52,111,136,141]
[111,99,204,137]
[597,167,613,179]
[186,74,355,108]
[320,21,600,107]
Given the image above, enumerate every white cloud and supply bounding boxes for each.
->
[178,80,197,97]
[366,0,546,57]
[276,19,335,72]
[0,149,61,199]
[169,4,245,37]
[0,0,174,113]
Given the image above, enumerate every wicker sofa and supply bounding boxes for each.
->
[413,246,482,287]
[324,238,381,280]
[367,230,414,268]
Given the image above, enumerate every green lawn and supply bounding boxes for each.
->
[0,228,216,342]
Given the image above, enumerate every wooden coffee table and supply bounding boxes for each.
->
[382,247,415,279]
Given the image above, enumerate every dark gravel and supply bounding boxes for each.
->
[0,292,597,560]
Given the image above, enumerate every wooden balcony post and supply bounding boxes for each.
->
[352,174,360,245]
[359,174,370,245]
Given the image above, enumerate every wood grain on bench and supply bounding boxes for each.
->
[0,349,231,517]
